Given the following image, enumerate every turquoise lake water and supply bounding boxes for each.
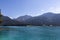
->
[0,26,60,40]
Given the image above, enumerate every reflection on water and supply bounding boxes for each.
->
[0,26,59,40]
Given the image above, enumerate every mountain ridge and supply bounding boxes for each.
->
[1,12,60,26]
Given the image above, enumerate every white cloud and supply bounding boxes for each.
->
[41,10,45,12]
[47,7,60,13]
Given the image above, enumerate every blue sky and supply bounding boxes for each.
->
[0,0,60,18]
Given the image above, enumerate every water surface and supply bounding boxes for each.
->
[0,26,60,40]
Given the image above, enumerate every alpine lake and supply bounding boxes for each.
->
[0,26,60,40]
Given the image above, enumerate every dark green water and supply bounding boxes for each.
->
[0,26,60,40]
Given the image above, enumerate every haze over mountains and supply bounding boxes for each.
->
[1,12,60,26]
[16,15,32,22]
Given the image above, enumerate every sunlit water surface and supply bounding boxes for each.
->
[0,26,60,40]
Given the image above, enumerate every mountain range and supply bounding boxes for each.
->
[1,12,60,26]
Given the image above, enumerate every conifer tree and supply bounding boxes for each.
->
[0,9,2,24]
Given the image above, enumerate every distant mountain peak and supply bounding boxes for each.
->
[41,12,55,17]
[24,15,31,16]
[16,15,32,22]
[43,12,55,15]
